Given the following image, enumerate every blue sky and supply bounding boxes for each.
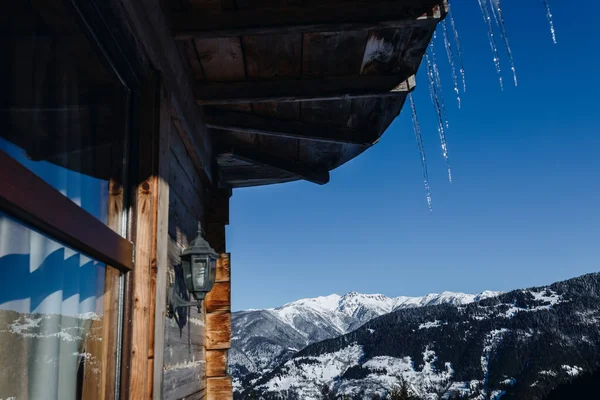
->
[228,1,600,310]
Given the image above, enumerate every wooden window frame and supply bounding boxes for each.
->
[0,150,134,270]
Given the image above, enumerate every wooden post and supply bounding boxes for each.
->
[128,72,162,400]
[152,85,171,399]
[205,254,233,400]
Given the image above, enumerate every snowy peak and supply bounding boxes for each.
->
[230,288,503,388]
[270,289,502,324]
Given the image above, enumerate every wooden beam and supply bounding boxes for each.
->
[206,350,229,378]
[222,149,331,185]
[205,109,371,146]
[173,1,446,39]
[118,0,214,182]
[206,376,233,400]
[196,75,415,105]
[206,312,232,350]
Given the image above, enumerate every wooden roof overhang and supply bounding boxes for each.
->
[171,0,448,188]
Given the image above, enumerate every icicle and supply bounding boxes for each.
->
[425,53,452,183]
[409,94,432,212]
[543,0,557,44]
[442,20,461,108]
[490,0,518,86]
[477,0,503,90]
[489,0,500,27]
[429,40,449,130]
[448,9,467,93]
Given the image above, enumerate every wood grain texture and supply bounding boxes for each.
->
[243,34,302,79]
[205,312,232,350]
[205,281,231,313]
[163,361,206,400]
[195,75,416,104]
[302,31,368,77]
[172,118,212,187]
[205,109,369,145]
[172,1,445,39]
[206,222,226,255]
[152,84,172,400]
[181,40,206,82]
[216,254,231,283]
[206,376,233,400]
[193,38,246,82]
[222,149,330,185]
[118,0,214,183]
[206,350,228,377]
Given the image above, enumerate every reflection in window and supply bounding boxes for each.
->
[0,0,129,233]
[0,211,121,399]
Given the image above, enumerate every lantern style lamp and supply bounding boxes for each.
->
[168,222,218,317]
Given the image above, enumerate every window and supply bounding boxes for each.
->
[0,0,135,399]
[0,0,130,234]
[0,211,122,400]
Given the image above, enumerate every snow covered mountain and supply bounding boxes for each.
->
[230,290,501,390]
[239,273,600,400]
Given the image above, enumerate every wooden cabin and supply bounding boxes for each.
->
[0,0,445,398]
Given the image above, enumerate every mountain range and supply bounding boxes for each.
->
[230,290,501,392]
[232,273,600,399]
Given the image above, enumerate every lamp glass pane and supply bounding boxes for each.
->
[182,257,193,292]
[192,256,207,290]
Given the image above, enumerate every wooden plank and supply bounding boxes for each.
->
[216,254,231,283]
[173,1,446,39]
[222,149,330,185]
[169,129,206,212]
[206,350,228,377]
[205,281,231,313]
[195,74,416,104]
[206,189,231,225]
[302,31,368,77]
[163,363,206,400]
[163,313,205,366]
[242,34,302,79]
[129,74,161,400]
[206,222,226,255]
[181,39,206,82]
[206,109,370,145]
[119,0,214,182]
[205,312,232,350]
[172,118,212,187]
[193,38,246,82]
[251,101,299,119]
[152,83,172,400]
[206,376,233,400]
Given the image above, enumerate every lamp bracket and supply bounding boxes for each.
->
[168,285,202,319]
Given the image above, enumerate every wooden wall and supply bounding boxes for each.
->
[162,107,208,399]
[158,88,232,400]
[205,254,233,399]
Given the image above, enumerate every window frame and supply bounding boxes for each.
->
[0,150,134,271]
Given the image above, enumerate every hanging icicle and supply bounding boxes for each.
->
[477,0,503,90]
[448,8,467,93]
[409,94,432,212]
[425,53,452,183]
[490,0,518,86]
[542,0,557,44]
[442,20,461,108]
[429,39,449,130]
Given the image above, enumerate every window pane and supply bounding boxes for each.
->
[0,0,128,233]
[0,211,121,400]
